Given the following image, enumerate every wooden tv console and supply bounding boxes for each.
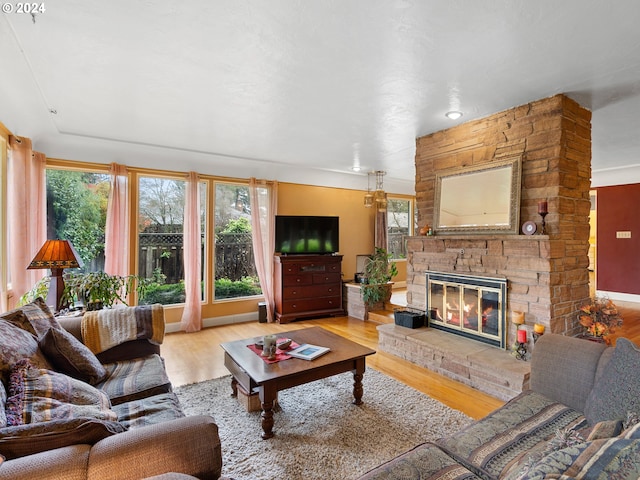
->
[273,254,344,323]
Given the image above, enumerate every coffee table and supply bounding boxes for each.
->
[220,326,376,439]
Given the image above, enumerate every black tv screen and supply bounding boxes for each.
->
[275,216,339,254]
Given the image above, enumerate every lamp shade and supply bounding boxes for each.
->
[27,239,84,270]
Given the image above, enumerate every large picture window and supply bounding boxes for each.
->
[46,168,110,272]
[214,183,262,299]
[137,176,206,305]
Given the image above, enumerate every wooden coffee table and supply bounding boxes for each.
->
[220,326,376,439]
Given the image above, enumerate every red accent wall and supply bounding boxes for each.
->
[597,184,640,294]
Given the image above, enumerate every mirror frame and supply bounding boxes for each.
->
[433,156,522,235]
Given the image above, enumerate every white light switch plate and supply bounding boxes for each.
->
[616,231,632,238]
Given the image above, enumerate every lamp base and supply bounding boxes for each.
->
[46,268,66,312]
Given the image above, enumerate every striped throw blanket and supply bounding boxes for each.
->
[81,304,165,354]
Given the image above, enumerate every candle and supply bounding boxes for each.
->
[262,334,276,357]
[517,329,527,344]
[534,323,545,334]
[512,311,525,325]
[538,201,548,215]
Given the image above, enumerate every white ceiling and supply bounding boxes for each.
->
[3,0,640,193]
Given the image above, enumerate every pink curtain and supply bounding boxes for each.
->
[104,163,129,277]
[6,136,47,309]
[249,178,277,322]
[180,172,202,332]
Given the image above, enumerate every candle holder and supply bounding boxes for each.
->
[539,211,548,235]
[512,324,528,361]
[533,331,544,343]
[538,201,548,235]
[514,341,528,361]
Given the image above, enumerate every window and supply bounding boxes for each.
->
[387,198,414,259]
[214,183,261,299]
[46,168,110,271]
[137,176,206,306]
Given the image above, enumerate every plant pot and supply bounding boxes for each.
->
[361,282,393,308]
[86,301,104,311]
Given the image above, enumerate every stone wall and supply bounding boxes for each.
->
[408,94,592,343]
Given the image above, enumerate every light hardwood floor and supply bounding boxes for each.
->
[162,298,640,421]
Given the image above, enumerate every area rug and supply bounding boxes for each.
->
[174,368,472,480]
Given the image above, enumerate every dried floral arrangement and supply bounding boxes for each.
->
[578,297,623,344]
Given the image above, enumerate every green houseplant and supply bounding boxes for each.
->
[61,271,149,310]
[361,247,398,308]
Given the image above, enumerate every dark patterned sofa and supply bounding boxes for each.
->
[359,333,640,480]
[0,298,222,480]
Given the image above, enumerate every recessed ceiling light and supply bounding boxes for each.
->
[351,166,361,172]
[445,111,463,120]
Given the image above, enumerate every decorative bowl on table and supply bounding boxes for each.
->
[276,338,292,350]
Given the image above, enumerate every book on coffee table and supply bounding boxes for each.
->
[287,343,330,360]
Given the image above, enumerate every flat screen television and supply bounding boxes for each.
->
[275,215,339,255]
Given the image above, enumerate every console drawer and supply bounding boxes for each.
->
[283,284,341,299]
[281,296,342,314]
[312,272,342,285]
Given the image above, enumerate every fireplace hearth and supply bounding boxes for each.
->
[426,271,507,348]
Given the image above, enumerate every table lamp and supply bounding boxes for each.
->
[27,239,84,311]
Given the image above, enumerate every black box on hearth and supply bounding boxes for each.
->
[393,309,426,329]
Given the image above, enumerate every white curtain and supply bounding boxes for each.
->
[104,163,129,277]
[249,178,277,322]
[180,172,203,332]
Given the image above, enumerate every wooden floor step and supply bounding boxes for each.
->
[367,307,395,324]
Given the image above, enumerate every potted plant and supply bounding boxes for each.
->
[61,271,148,311]
[361,247,398,308]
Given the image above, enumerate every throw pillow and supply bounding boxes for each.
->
[0,417,126,460]
[584,338,640,425]
[0,297,61,338]
[514,438,640,480]
[39,327,108,384]
[0,317,53,385]
[5,359,117,426]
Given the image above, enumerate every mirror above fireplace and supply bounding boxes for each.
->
[434,156,522,235]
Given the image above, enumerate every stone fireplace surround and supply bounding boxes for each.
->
[377,94,593,400]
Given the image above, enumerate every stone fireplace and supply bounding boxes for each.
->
[426,271,507,348]
[377,94,593,400]
[409,94,592,343]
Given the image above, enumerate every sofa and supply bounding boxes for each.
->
[359,333,640,480]
[0,298,223,480]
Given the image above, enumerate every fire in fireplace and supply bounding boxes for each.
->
[426,271,507,348]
